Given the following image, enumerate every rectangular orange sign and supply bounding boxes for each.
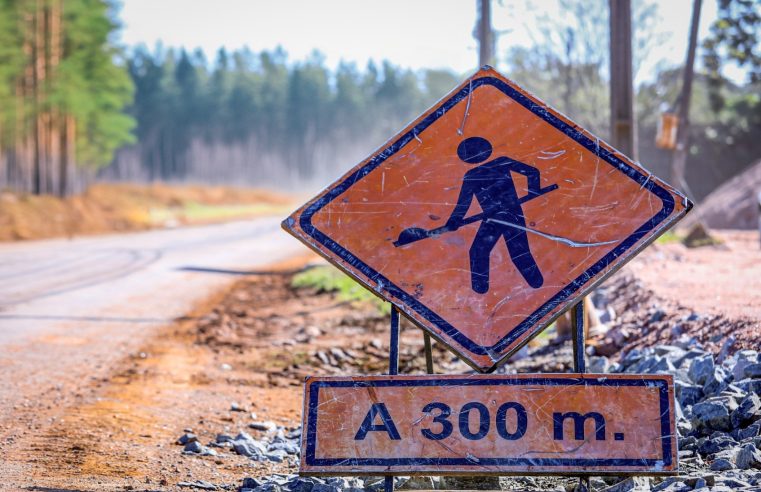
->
[301,374,677,476]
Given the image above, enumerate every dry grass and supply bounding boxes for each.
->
[0,183,293,241]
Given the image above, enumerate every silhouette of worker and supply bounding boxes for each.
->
[445,136,546,294]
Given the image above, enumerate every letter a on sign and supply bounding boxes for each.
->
[283,66,692,372]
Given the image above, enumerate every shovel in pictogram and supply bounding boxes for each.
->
[393,184,558,247]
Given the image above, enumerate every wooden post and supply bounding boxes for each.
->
[477,0,494,67]
[670,0,702,192]
[609,0,637,159]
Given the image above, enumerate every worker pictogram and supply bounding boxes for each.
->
[283,66,692,372]
[395,136,558,293]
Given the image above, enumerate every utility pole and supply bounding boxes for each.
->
[477,0,495,67]
[609,0,637,160]
[671,0,702,192]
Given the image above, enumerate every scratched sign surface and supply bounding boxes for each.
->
[301,374,677,475]
[283,66,692,372]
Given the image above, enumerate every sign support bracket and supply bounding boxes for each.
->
[571,300,586,373]
[571,300,591,491]
[385,306,401,492]
[423,333,434,374]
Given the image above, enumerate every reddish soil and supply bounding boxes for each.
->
[633,230,761,320]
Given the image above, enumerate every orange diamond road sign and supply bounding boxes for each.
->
[300,374,677,475]
[283,66,692,372]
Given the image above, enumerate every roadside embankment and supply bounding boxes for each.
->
[0,183,293,241]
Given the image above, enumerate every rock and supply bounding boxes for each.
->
[232,432,267,458]
[744,363,761,379]
[698,434,737,455]
[177,480,218,490]
[689,355,715,386]
[265,450,287,463]
[703,366,731,397]
[230,402,247,412]
[310,485,339,492]
[716,335,736,363]
[652,480,690,492]
[602,477,650,491]
[184,441,203,453]
[675,474,715,489]
[731,393,761,429]
[675,380,704,407]
[734,421,761,441]
[242,478,264,489]
[677,418,693,437]
[588,356,610,373]
[735,378,761,395]
[729,350,758,380]
[679,435,698,451]
[284,477,320,492]
[655,345,686,360]
[268,441,299,455]
[398,476,436,490]
[176,432,198,445]
[183,440,217,456]
[692,400,732,432]
[249,421,278,432]
[440,476,501,490]
[709,458,735,471]
[736,443,761,470]
[675,349,706,369]
[650,309,666,323]
[717,477,752,489]
[286,428,302,439]
[650,356,676,374]
[252,484,282,492]
[215,433,233,443]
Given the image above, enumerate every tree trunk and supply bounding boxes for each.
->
[50,0,64,196]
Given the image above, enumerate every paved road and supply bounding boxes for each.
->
[0,218,302,429]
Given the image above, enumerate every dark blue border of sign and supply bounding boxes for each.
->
[304,377,673,469]
[296,76,677,361]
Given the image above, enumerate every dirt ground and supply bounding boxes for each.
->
[0,183,293,241]
[633,229,761,320]
[1,231,759,491]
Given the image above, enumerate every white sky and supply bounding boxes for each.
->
[116,0,723,84]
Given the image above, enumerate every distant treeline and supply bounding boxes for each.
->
[104,47,460,188]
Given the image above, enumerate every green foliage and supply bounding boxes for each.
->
[703,0,760,110]
[0,1,24,144]
[292,265,389,314]
[0,0,134,169]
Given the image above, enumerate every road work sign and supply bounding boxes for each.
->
[300,374,677,476]
[283,66,692,372]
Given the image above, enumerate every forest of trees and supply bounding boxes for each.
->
[0,0,133,196]
[0,0,759,199]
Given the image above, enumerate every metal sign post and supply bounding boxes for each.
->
[385,307,400,492]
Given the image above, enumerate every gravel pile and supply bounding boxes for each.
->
[176,422,301,465]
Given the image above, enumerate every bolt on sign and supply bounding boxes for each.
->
[283,66,692,372]
[300,374,677,476]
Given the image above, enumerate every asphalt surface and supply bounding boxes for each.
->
[0,218,302,428]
